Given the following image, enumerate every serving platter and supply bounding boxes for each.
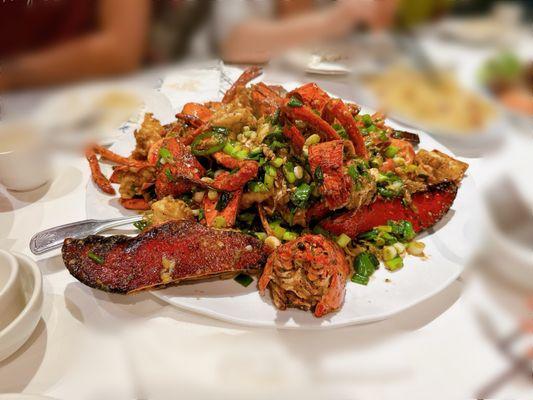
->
[85,77,478,329]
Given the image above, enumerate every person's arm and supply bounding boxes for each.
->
[0,0,150,91]
[220,0,398,64]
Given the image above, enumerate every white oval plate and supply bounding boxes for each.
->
[85,96,477,329]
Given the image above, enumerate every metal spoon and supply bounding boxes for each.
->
[30,215,142,255]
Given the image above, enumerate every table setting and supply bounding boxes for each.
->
[0,37,532,400]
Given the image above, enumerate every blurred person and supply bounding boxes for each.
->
[216,0,399,64]
[0,0,150,92]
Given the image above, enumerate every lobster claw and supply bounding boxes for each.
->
[319,183,459,238]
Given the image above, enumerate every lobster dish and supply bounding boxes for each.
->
[63,67,468,318]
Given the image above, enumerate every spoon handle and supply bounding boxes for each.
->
[29,215,142,255]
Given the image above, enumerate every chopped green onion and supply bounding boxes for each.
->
[158,147,173,163]
[223,142,236,155]
[388,220,416,242]
[347,165,358,181]
[314,166,324,183]
[287,96,303,107]
[271,108,280,125]
[385,146,400,159]
[248,181,269,193]
[304,134,321,146]
[264,174,275,188]
[285,171,296,184]
[407,241,425,256]
[382,245,397,261]
[270,157,284,168]
[282,231,298,241]
[255,232,267,240]
[351,274,369,285]
[133,219,149,231]
[191,131,227,156]
[361,114,373,127]
[88,251,104,264]
[213,216,227,228]
[269,220,286,240]
[336,233,352,248]
[332,123,347,139]
[265,165,277,177]
[291,183,311,208]
[385,256,403,271]
[234,273,254,287]
[354,251,379,277]
[164,168,175,182]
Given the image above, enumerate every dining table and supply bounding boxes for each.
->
[0,32,532,400]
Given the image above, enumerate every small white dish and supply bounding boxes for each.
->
[0,252,43,362]
[0,250,24,331]
[0,120,52,192]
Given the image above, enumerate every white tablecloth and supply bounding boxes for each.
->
[1,45,532,399]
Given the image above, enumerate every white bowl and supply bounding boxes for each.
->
[0,120,52,192]
[0,252,43,362]
[0,250,24,331]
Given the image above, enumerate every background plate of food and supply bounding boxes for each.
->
[357,64,505,151]
[77,68,478,329]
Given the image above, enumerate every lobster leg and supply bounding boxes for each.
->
[282,123,305,154]
[85,147,115,195]
[322,98,368,159]
[222,66,263,104]
[282,101,340,142]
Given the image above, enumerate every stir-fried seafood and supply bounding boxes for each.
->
[68,67,468,317]
[62,220,266,293]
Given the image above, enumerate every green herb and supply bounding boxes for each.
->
[88,251,104,264]
[159,147,173,163]
[388,220,416,242]
[164,168,175,182]
[271,108,280,125]
[347,164,359,181]
[213,216,227,228]
[352,251,379,285]
[248,181,270,193]
[211,126,229,135]
[269,220,286,240]
[282,231,298,241]
[191,131,227,156]
[314,166,324,184]
[361,114,373,127]
[385,256,404,271]
[351,274,369,285]
[291,183,311,208]
[133,219,149,231]
[287,96,303,107]
[234,273,254,287]
[384,145,399,159]
[336,233,351,248]
[197,209,204,221]
[269,140,286,151]
[332,123,347,139]
[215,191,232,211]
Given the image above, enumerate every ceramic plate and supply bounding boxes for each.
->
[85,85,478,329]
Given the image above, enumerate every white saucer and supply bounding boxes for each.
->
[0,252,43,362]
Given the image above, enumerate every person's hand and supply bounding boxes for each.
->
[338,0,398,30]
